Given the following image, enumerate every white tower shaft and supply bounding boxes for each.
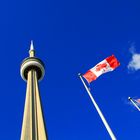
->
[20,70,47,140]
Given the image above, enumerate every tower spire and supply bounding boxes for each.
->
[29,40,35,57]
[20,42,47,140]
[30,40,34,50]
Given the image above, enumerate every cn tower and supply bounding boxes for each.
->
[20,41,48,140]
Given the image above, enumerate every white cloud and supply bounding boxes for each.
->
[128,46,140,71]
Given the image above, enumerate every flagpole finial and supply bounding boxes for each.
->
[78,73,82,76]
[128,97,131,100]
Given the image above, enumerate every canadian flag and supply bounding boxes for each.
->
[83,55,120,83]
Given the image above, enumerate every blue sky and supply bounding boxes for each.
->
[1,0,140,139]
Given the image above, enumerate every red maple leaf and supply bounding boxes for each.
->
[95,63,107,72]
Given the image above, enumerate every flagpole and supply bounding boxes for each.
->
[78,73,116,140]
[128,97,140,111]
